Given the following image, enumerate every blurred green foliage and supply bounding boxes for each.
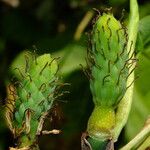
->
[0,0,150,149]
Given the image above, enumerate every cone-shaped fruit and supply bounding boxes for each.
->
[6,54,59,149]
[87,13,130,142]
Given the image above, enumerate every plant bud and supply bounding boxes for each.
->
[6,53,59,148]
[90,13,129,107]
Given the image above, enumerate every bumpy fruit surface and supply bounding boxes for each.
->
[90,13,129,107]
[87,13,130,141]
[6,53,59,148]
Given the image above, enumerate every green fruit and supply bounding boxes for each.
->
[87,106,115,140]
[6,53,59,148]
[87,13,131,141]
[90,13,129,107]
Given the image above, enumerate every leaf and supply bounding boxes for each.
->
[135,15,150,53]
[139,15,150,46]
[135,33,144,53]
[10,51,33,80]
[125,49,150,140]
[52,41,86,77]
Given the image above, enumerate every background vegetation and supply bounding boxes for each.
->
[0,0,150,149]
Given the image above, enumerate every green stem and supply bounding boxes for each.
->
[88,137,109,150]
[18,135,37,148]
[137,136,150,150]
[113,0,139,141]
[17,121,39,150]
[120,118,150,150]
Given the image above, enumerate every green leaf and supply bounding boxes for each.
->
[135,33,144,53]
[125,49,150,140]
[52,41,86,77]
[135,15,150,53]
[10,51,33,79]
[139,15,150,46]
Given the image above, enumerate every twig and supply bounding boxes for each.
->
[137,136,150,150]
[120,117,150,150]
[1,0,20,7]
[9,147,30,150]
[74,10,94,40]
[42,129,61,135]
